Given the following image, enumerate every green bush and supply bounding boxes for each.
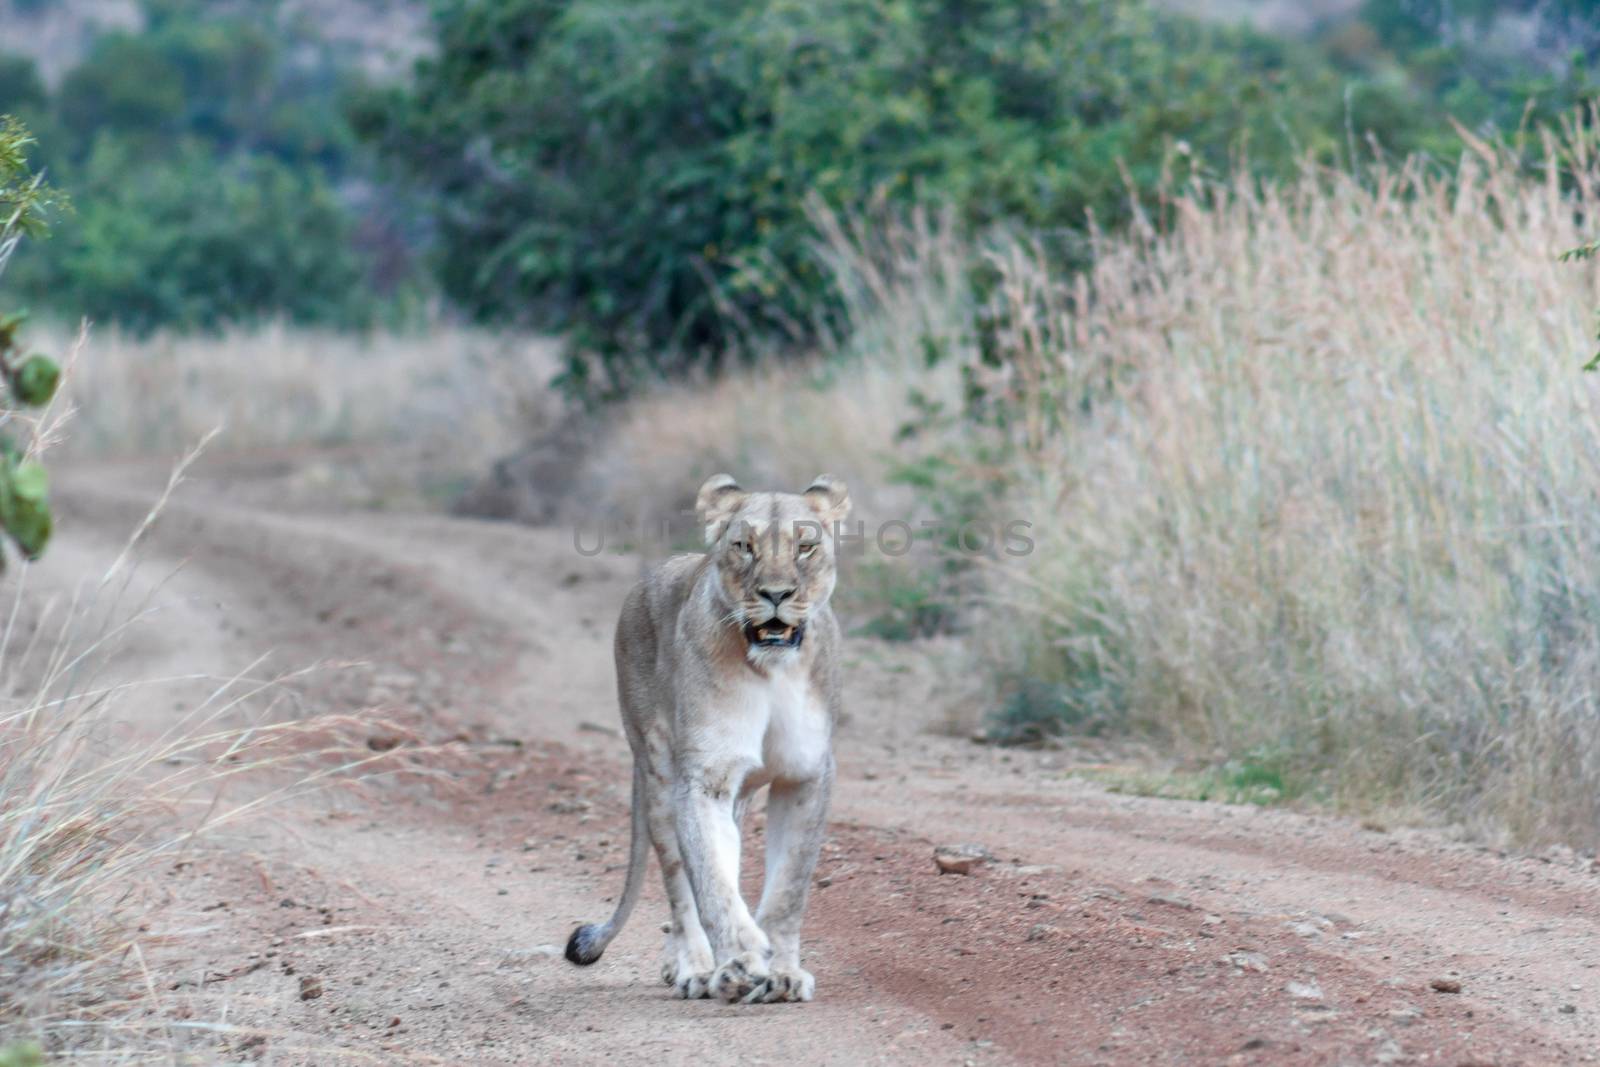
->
[1316,0,1598,156]
[54,3,355,170]
[844,559,954,642]
[56,34,189,144]
[0,54,45,116]
[28,138,372,334]
[0,0,392,332]
[361,0,1362,393]
[355,0,1600,394]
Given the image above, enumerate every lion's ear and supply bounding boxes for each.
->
[803,474,851,526]
[695,473,747,543]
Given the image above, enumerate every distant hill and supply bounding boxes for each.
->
[0,0,1378,86]
[7,0,1590,88]
[1162,0,1599,71]
[0,0,138,84]
[0,0,429,84]
[1156,0,1364,34]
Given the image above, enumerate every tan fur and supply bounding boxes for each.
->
[565,474,850,1005]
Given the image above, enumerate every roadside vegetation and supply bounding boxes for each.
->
[0,117,63,560]
[0,120,393,1057]
[0,497,378,1056]
[4,0,1595,351]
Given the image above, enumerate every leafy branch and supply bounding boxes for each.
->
[0,117,63,562]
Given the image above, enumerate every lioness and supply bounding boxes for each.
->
[565,473,849,1004]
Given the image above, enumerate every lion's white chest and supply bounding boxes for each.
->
[713,667,831,790]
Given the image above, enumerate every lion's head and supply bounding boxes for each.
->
[695,473,851,665]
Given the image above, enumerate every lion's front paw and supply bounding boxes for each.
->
[673,969,714,999]
[713,955,815,1004]
[742,965,815,1004]
[661,929,715,999]
[710,952,769,1003]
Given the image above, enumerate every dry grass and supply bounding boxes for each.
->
[579,353,929,535]
[0,336,395,1054]
[43,322,562,504]
[0,472,394,1055]
[52,322,559,457]
[950,125,1600,846]
[577,204,973,536]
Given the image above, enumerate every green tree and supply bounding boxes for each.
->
[3,0,398,332]
[360,0,1358,392]
[54,4,355,171]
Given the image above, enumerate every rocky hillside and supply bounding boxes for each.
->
[0,0,429,83]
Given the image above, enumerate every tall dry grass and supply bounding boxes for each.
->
[926,127,1600,846]
[578,351,936,535]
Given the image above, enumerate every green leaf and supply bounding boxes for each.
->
[0,462,52,559]
[11,460,47,502]
[11,354,59,406]
[0,310,27,352]
[0,1041,45,1067]
[9,356,60,412]
[1,493,52,559]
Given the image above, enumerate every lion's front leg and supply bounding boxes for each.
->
[746,761,832,1003]
[673,769,772,1000]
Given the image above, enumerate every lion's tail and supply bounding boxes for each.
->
[564,759,649,966]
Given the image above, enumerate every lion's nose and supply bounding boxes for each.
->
[758,586,795,608]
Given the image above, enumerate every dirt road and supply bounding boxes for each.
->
[45,454,1600,1065]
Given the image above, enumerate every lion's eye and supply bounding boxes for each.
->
[731,540,753,558]
[797,541,818,559]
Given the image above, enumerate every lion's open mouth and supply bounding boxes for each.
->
[744,621,804,649]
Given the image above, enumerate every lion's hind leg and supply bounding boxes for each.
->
[643,757,716,998]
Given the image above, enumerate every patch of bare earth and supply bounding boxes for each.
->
[46,453,1600,1065]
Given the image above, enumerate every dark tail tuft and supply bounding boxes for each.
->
[565,923,605,966]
